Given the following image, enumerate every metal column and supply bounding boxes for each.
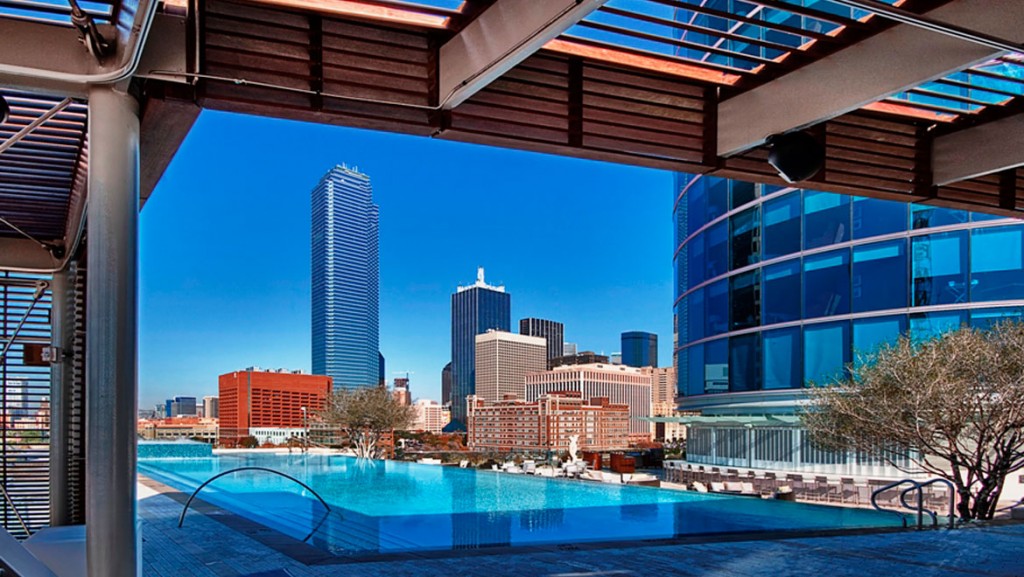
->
[85,86,139,577]
[49,270,70,526]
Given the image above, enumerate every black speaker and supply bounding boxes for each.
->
[767,131,824,183]
[0,96,8,125]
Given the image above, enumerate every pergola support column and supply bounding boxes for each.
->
[48,270,71,527]
[85,86,140,577]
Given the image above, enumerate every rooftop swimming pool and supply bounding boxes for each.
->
[139,453,903,557]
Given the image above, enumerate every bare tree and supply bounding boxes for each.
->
[803,321,1024,520]
[317,386,415,459]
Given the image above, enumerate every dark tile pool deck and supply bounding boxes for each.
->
[139,478,1024,577]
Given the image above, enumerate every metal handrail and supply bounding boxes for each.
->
[872,478,958,530]
[0,484,32,537]
[870,479,920,528]
[908,478,957,529]
[177,467,331,542]
[898,483,934,529]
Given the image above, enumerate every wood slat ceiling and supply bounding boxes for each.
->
[142,0,1024,219]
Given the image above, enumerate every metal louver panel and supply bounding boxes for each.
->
[64,261,86,525]
[0,272,51,538]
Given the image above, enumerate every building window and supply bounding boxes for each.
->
[705,280,729,337]
[910,311,965,343]
[804,321,850,386]
[804,191,850,249]
[705,221,729,281]
[763,260,801,325]
[731,206,761,270]
[852,316,906,368]
[730,180,756,209]
[730,334,761,392]
[730,270,760,330]
[706,178,729,221]
[911,205,966,229]
[686,180,708,237]
[970,307,1024,329]
[971,225,1024,302]
[912,231,968,306]
[686,232,705,291]
[763,327,801,390]
[704,339,728,394]
[852,197,906,239]
[763,192,801,260]
[804,249,850,319]
[852,240,907,312]
[686,344,704,396]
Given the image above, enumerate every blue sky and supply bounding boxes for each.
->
[139,111,675,409]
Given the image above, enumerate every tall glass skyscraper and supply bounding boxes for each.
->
[673,174,1024,475]
[311,165,380,390]
[449,268,510,428]
[621,331,657,368]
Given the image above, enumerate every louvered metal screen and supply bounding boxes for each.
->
[0,272,51,538]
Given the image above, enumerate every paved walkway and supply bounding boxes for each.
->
[139,483,1024,577]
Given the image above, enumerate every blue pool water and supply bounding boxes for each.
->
[139,453,903,556]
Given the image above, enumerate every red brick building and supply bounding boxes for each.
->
[466,391,630,453]
[218,368,332,446]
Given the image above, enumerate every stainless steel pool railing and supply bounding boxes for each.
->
[871,478,956,530]
[176,466,331,542]
[900,478,956,529]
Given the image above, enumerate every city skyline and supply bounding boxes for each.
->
[138,111,673,409]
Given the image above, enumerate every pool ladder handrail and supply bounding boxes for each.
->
[871,478,956,530]
[177,466,331,542]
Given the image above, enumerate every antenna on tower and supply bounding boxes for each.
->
[477,267,485,284]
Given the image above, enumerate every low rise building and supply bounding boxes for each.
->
[137,417,219,443]
[526,363,652,441]
[466,391,629,453]
[411,399,450,433]
[218,367,331,446]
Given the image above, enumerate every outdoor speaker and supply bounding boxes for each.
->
[0,95,8,125]
[767,131,824,183]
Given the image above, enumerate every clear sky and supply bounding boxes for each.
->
[139,110,675,409]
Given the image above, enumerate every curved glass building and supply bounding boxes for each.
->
[673,175,1024,476]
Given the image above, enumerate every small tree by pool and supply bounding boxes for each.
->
[803,321,1024,520]
[318,386,415,459]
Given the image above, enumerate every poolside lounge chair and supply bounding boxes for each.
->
[710,481,726,493]
[741,482,757,496]
[691,481,708,493]
[723,481,744,493]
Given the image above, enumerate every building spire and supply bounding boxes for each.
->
[477,266,485,284]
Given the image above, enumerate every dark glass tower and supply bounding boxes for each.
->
[311,164,380,389]
[621,331,658,368]
[519,317,564,363]
[449,268,510,428]
[441,362,452,407]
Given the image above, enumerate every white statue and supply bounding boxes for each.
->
[567,434,580,463]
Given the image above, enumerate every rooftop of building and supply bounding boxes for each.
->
[456,267,505,293]
[475,330,546,345]
[543,363,647,375]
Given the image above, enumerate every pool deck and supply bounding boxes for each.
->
[139,478,1024,577]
